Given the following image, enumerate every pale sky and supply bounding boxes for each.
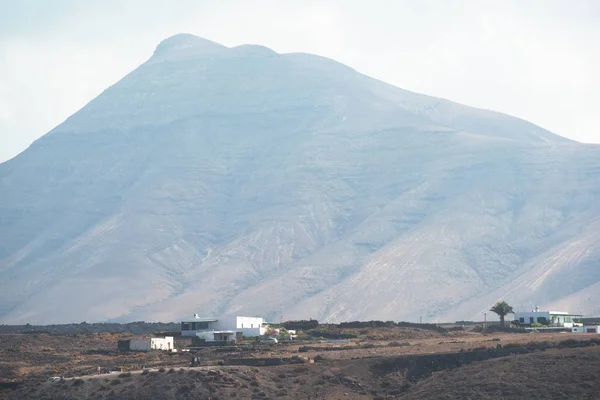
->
[1,0,599,162]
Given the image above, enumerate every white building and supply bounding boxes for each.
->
[128,336,174,351]
[180,314,268,341]
[572,326,600,333]
[514,306,582,328]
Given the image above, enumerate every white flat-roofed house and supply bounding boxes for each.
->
[217,316,267,337]
[514,306,582,328]
[180,314,267,342]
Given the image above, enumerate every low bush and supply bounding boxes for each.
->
[502,342,522,349]
[72,379,84,386]
[337,320,447,333]
[118,372,132,378]
[307,329,357,339]
[84,349,112,355]
[388,341,410,347]
[281,319,319,330]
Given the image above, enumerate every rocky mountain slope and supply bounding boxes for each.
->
[1,34,599,324]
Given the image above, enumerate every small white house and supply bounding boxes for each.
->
[128,336,174,351]
[572,326,600,333]
[514,306,582,328]
[180,314,268,341]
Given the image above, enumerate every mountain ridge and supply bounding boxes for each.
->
[0,34,597,324]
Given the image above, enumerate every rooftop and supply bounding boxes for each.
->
[181,317,219,323]
[516,310,583,316]
[549,311,583,316]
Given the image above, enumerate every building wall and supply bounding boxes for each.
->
[129,339,151,351]
[195,331,216,341]
[236,316,266,337]
[210,316,237,332]
[515,311,550,324]
[150,336,173,350]
[211,316,266,337]
[572,326,600,333]
[551,315,574,328]
[129,337,173,351]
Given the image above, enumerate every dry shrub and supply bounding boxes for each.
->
[388,341,410,347]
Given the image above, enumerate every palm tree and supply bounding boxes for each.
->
[490,301,514,327]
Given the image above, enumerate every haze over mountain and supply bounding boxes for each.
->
[1,34,599,324]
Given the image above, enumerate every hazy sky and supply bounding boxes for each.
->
[1,0,599,162]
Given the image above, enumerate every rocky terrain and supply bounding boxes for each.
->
[2,327,600,399]
[1,34,599,324]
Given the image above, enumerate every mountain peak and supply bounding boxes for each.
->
[152,33,227,61]
[2,34,596,325]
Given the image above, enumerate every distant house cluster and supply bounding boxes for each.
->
[117,313,289,352]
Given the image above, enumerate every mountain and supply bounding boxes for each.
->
[1,34,599,324]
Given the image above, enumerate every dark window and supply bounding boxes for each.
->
[519,318,524,323]
[529,317,534,324]
[191,322,209,330]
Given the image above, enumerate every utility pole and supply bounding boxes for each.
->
[484,312,487,330]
